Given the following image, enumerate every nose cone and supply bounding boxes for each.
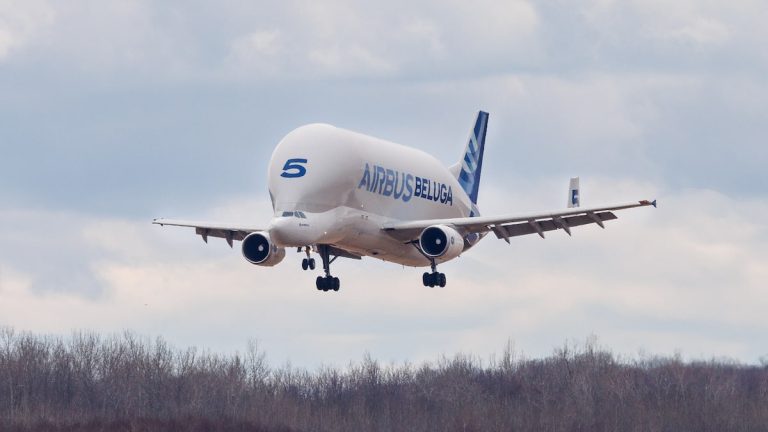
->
[269,216,322,247]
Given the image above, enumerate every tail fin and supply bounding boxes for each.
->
[568,177,580,208]
[456,111,489,205]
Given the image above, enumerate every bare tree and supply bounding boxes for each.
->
[0,328,767,432]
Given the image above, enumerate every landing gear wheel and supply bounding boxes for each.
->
[302,259,309,271]
[419,256,448,288]
[422,272,446,288]
[314,245,341,292]
[315,275,339,292]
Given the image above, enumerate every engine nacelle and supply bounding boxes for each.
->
[241,232,285,266]
[419,225,464,261]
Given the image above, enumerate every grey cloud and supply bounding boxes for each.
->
[0,210,104,296]
[1,0,765,216]
[4,0,766,80]
[534,0,768,75]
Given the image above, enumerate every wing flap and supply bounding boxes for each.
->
[194,227,250,244]
[492,212,617,239]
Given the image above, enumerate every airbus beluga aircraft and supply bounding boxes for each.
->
[154,111,656,292]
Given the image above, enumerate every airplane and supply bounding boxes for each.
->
[153,111,656,292]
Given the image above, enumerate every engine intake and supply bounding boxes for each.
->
[242,232,285,266]
[419,225,463,260]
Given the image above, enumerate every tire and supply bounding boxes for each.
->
[302,259,309,271]
[422,272,430,287]
[316,276,324,290]
[438,273,446,288]
[332,277,340,291]
[309,258,316,270]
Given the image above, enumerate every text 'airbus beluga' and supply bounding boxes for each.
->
[153,112,656,292]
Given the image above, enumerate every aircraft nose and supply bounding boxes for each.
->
[269,215,320,247]
[268,217,294,245]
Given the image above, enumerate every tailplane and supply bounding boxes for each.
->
[455,111,489,205]
[568,177,580,208]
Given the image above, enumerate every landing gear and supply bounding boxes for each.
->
[315,244,340,292]
[422,272,446,288]
[316,275,340,291]
[421,257,446,288]
[300,247,316,271]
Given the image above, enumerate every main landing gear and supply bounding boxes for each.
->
[315,245,340,292]
[422,259,446,288]
[317,275,340,291]
[423,272,446,288]
[411,242,447,288]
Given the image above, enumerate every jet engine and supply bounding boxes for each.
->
[418,225,463,260]
[242,232,285,266]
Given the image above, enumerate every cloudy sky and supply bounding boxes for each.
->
[1,0,766,367]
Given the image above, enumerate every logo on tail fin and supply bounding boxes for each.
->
[457,111,489,205]
[568,177,580,208]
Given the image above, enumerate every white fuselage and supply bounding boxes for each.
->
[266,124,476,267]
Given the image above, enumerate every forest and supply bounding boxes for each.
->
[0,327,766,432]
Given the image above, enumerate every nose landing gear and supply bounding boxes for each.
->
[300,247,316,270]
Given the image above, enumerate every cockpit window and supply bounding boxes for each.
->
[280,211,308,218]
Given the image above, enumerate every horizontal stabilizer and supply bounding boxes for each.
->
[568,177,580,208]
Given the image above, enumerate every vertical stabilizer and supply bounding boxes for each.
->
[457,111,489,205]
[568,177,580,208]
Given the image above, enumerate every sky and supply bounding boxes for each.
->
[0,0,766,367]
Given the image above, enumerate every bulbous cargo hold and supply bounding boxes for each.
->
[267,123,472,221]
[242,232,285,266]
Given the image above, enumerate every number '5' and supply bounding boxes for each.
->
[280,158,308,178]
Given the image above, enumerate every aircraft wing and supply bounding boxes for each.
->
[381,199,656,243]
[152,218,264,247]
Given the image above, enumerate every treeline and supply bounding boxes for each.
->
[0,327,766,432]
